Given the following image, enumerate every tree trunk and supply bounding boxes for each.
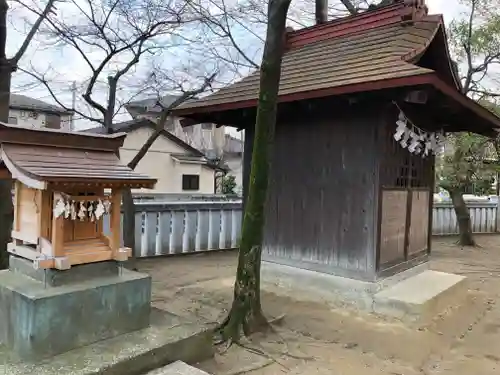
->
[315,0,328,24]
[216,0,292,342]
[122,187,137,270]
[114,143,136,270]
[450,189,475,246]
[0,60,13,269]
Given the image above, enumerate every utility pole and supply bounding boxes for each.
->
[70,81,76,131]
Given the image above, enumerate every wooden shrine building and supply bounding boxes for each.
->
[174,0,500,281]
[0,122,156,270]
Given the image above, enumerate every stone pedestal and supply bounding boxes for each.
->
[0,256,151,360]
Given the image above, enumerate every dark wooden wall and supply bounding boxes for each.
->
[262,112,382,281]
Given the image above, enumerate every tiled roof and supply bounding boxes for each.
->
[0,122,156,188]
[9,94,72,115]
[175,1,443,114]
[125,95,181,116]
[2,143,156,188]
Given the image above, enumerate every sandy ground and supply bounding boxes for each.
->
[138,236,500,375]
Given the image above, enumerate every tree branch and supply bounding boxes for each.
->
[462,0,478,94]
[127,72,217,170]
[10,0,58,65]
[340,0,358,15]
[18,66,104,125]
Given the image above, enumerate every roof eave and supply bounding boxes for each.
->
[431,76,500,132]
[0,122,127,151]
[9,105,74,116]
[174,73,438,119]
[176,73,500,134]
[46,178,157,189]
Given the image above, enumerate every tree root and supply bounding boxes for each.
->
[238,340,315,362]
[455,240,478,248]
[225,360,275,375]
[213,312,314,374]
[214,311,286,345]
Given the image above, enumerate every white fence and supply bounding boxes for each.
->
[104,200,498,258]
[104,201,243,258]
[432,201,497,235]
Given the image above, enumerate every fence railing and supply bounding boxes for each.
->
[104,201,243,258]
[104,199,498,258]
[433,201,497,235]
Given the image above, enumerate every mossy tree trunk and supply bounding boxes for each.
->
[0,1,14,269]
[121,188,136,269]
[216,0,292,342]
[0,61,13,269]
[449,189,475,246]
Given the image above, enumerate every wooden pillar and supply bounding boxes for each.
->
[12,181,21,233]
[109,188,122,256]
[51,193,65,258]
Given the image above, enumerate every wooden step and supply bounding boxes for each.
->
[64,238,110,253]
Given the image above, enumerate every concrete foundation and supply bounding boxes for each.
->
[262,261,467,321]
[0,308,213,375]
[0,256,151,360]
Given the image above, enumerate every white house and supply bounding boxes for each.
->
[125,96,226,160]
[126,96,245,195]
[8,94,73,130]
[83,119,220,195]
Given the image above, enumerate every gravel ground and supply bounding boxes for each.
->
[138,236,500,375]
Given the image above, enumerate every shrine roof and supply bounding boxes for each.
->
[174,1,446,115]
[0,122,126,151]
[0,123,156,189]
[174,0,500,134]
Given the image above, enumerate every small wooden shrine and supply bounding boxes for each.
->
[0,122,156,270]
[173,0,500,281]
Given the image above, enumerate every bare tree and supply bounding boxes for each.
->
[22,0,211,128]
[437,0,500,246]
[183,0,365,83]
[22,0,219,262]
[120,70,216,268]
[209,0,387,342]
[215,0,292,343]
[0,0,58,268]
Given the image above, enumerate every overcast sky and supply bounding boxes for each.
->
[6,0,467,129]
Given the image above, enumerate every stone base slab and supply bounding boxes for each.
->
[0,308,213,375]
[262,261,467,321]
[9,255,121,287]
[0,267,151,360]
[373,270,467,321]
[147,360,211,374]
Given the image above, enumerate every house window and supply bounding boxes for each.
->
[201,123,213,130]
[182,174,199,191]
[45,113,61,129]
[8,116,17,124]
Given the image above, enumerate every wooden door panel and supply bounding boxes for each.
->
[379,189,408,266]
[408,189,430,255]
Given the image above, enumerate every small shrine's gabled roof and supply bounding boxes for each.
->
[0,123,157,190]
